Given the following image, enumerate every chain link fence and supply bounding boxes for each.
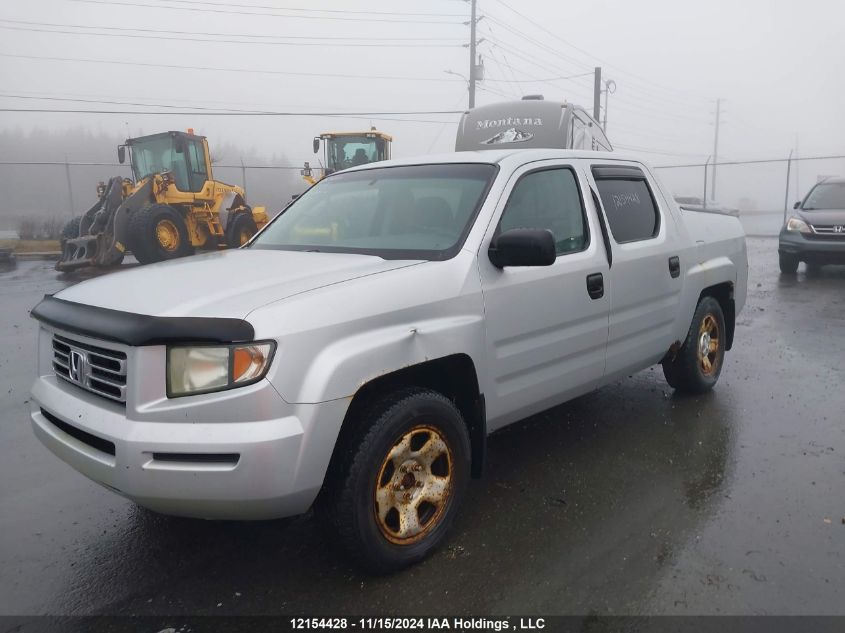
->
[2,155,843,239]
[655,155,845,237]
[0,159,306,233]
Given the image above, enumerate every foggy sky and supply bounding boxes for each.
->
[1,0,843,208]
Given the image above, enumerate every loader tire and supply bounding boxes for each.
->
[128,204,193,264]
[225,211,258,248]
[61,217,82,241]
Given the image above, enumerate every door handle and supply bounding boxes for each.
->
[586,273,604,300]
[668,256,680,279]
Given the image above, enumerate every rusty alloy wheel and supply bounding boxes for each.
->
[374,425,454,545]
[155,218,181,252]
[697,313,721,376]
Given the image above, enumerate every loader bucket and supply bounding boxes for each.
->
[56,178,152,271]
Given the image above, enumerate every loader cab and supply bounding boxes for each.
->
[122,131,212,193]
[455,96,612,152]
[313,129,392,177]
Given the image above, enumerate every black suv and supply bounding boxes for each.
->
[779,177,845,273]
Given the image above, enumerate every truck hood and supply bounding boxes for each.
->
[55,249,422,319]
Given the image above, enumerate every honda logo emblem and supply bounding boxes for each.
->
[68,350,86,385]
[834,225,844,233]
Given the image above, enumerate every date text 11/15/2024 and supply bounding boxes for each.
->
[290,617,547,630]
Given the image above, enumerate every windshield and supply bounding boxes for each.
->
[803,182,845,210]
[130,136,189,190]
[326,136,382,172]
[251,163,497,260]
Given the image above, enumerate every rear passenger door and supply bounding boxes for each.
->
[479,162,610,430]
[589,164,683,379]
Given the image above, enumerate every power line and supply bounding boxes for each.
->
[0,52,464,83]
[482,10,712,117]
[6,155,841,171]
[0,107,465,118]
[484,72,594,83]
[485,13,704,115]
[477,84,515,100]
[489,0,711,105]
[653,155,845,169]
[143,0,465,17]
[482,50,521,99]
[0,18,464,41]
[0,24,463,47]
[480,35,594,92]
[71,0,465,24]
[0,160,306,170]
[484,13,593,72]
[614,144,710,158]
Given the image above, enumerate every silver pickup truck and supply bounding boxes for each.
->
[30,149,747,572]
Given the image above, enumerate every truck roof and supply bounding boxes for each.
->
[340,148,645,173]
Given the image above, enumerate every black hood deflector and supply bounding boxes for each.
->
[30,295,254,346]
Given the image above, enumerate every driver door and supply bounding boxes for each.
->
[479,161,610,431]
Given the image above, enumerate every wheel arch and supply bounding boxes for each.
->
[327,354,486,481]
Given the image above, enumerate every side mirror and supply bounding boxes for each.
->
[117,146,126,164]
[174,137,186,154]
[793,201,801,209]
[313,137,321,153]
[488,228,556,268]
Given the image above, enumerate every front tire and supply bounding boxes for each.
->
[663,296,727,394]
[127,204,193,264]
[320,388,471,573]
[779,253,799,274]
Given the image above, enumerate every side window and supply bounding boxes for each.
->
[592,166,660,243]
[498,168,588,256]
[186,140,208,192]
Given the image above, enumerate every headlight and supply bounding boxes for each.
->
[786,216,811,233]
[167,341,275,397]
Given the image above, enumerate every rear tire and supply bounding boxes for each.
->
[663,296,727,395]
[319,388,470,574]
[127,204,193,264]
[779,253,799,274]
[225,211,258,248]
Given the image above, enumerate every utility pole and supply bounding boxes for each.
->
[711,98,721,201]
[601,79,616,132]
[64,155,74,216]
[468,0,477,108]
[783,149,793,224]
[593,67,602,121]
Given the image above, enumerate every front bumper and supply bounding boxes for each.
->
[778,229,845,263]
[30,372,349,520]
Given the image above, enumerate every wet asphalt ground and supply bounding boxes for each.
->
[0,234,843,617]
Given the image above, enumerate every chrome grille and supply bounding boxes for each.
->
[52,334,127,403]
[810,224,845,238]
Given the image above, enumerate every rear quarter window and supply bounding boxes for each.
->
[592,166,660,243]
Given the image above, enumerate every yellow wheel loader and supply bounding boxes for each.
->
[301,128,392,186]
[57,130,268,271]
